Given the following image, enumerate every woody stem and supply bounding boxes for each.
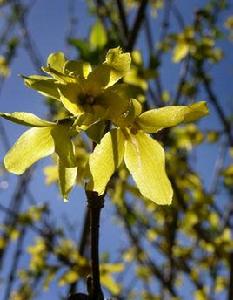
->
[86,190,104,300]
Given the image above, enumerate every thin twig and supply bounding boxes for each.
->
[116,0,129,41]
[3,228,25,300]
[126,0,149,51]
[229,253,233,300]
[201,70,233,146]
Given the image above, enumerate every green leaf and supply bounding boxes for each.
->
[4,127,54,174]
[137,101,208,133]
[89,128,125,195]
[89,21,107,50]
[124,131,173,205]
[51,125,76,167]
[46,52,66,72]
[23,75,61,100]
[0,112,55,127]
[58,160,77,201]
[104,47,131,86]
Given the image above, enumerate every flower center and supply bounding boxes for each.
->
[79,93,95,105]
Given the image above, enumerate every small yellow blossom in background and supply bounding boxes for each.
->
[0,55,10,77]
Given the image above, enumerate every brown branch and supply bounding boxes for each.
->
[86,190,104,300]
[68,208,90,295]
[200,67,233,146]
[3,228,25,300]
[116,0,129,40]
[229,252,233,300]
[173,55,191,105]
[126,0,149,51]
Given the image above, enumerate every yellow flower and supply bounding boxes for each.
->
[88,100,208,204]
[23,47,131,122]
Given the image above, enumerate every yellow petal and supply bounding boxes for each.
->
[64,60,92,79]
[58,160,77,201]
[23,75,61,100]
[51,125,76,167]
[104,47,131,86]
[42,66,77,83]
[87,47,131,90]
[96,84,131,119]
[183,101,209,122]
[89,128,125,195]
[0,112,55,127]
[124,131,173,205]
[137,101,208,133]
[47,52,66,72]
[58,83,84,115]
[86,64,112,92]
[4,127,54,174]
[114,98,142,127]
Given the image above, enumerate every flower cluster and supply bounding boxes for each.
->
[0,47,208,203]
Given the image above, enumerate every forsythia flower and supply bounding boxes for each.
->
[88,100,208,204]
[23,47,131,121]
[0,47,209,203]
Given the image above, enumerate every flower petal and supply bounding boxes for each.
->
[58,83,84,115]
[23,75,61,100]
[0,112,56,127]
[64,60,92,79]
[42,66,77,83]
[86,64,112,93]
[124,131,173,205]
[96,84,131,119]
[58,159,77,201]
[104,47,131,86]
[4,127,54,174]
[51,125,76,167]
[47,52,66,72]
[89,128,125,195]
[114,98,142,127]
[86,47,131,89]
[85,120,105,143]
[137,101,208,133]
